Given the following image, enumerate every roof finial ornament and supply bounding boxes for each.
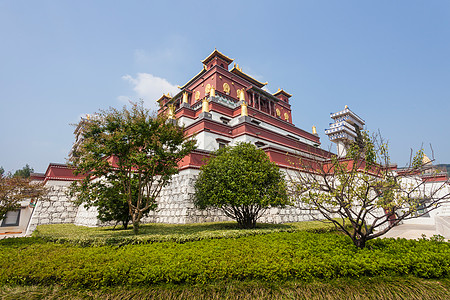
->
[312,125,317,135]
[345,105,348,109]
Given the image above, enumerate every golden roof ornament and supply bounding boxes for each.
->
[167,104,175,119]
[241,101,248,117]
[423,154,432,165]
[210,85,215,97]
[182,92,188,103]
[238,89,245,101]
[202,98,210,113]
[312,125,317,135]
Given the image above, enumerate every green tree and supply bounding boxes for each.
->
[194,142,290,229]
[69,101,196,234]
[13,164,34,178]
[290,131,450,248]
[0,167,4,177]
[1,175,46,221]
[70,176,149,229]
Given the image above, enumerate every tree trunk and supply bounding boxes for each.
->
[238,213,257,229]
[354,238,366,249]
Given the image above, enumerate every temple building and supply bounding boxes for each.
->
[2,49,448,238]
[157,49,330,171]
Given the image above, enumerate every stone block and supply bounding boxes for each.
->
[42,202,51,207]
[40,218,50,224]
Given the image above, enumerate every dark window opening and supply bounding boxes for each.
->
[255,141,266,148]
[220,117,231,125]
[1,209,21,227]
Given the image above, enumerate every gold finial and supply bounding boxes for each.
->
[182,92,188,103]
[167,104,175,119]
[238,89,245,101]
[202,98,210,113]
[241,101,248,117]
[210,85,215,97]
[345,105,348,109]
[278,88,281,92]
[312,125,317,135]
[423,154,432,165]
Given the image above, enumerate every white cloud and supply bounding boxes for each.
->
[119,73,179,111]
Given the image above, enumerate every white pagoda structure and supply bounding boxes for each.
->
[325,105,365,157]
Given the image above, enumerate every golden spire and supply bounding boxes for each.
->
[182,92,188,103]
[202,98,210,113]
[210,85,215,97]
[312,125,317,135]
[241,101,248,117]
[345,105,348,109]
[238,89,245,101]
[167,104,175,119]
[423,154,432,165]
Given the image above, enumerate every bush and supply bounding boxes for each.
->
[194,143,290,228]
[1,231,449,288]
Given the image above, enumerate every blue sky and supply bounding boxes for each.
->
[1,0,449,173]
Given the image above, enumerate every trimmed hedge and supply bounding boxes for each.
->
[1,232,449,288]
[32,221,337,246]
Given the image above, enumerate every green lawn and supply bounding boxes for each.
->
[32,221,336,246]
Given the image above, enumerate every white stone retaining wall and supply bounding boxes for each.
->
[26,181,79,235]
[27,168,316,234]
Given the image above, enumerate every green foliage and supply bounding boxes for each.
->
[292,131,450,249]
[194,143,290,228]
[12,164,34,178]
[32,221,335,246]
[0,176,46,221]
[0,166,4,177]
[69,101,196,233]
[0,231,449,288]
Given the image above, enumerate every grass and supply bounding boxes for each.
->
[32,221,337,246]
[1,278,449,300]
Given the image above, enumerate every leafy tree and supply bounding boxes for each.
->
[0,175,46,221]
[13,164,34,178]
[69,101,196,234]
[290,131,450,248]
[193,142,290,229]
[0,167,4,177]
[70,176,150,229]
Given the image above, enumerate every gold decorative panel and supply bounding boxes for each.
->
[195,91,200,100]
[223,83,230,94]
[205,84,211,94]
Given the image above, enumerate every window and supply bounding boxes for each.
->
[1,209,21,227]
[220,117,231,125]
[216,138,230,149]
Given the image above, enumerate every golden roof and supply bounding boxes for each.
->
[179,66,207,90]
[201,49,234,65]
[156,93,172,103]
[423,154,432,165]
[273,88,292,98]
[230,65,267,88]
